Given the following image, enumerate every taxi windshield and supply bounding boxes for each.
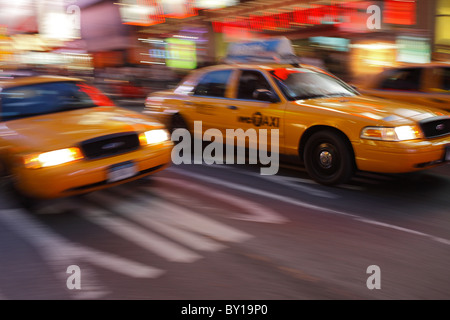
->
[0,81,113,121]
[270,68,357,101]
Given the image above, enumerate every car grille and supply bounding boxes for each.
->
[419,117,450,139]
[79,132,140,160]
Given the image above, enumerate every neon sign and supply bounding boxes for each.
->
[212,4,359,32]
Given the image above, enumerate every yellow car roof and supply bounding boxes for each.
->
[0,75,83,89]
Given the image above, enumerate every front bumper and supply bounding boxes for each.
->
[14,142,173,199]
[354,136,450,173]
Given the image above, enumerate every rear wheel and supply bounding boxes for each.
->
[170,113,188,133]
[303,130,355,185]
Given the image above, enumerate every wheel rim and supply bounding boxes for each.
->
[311,142,341,178]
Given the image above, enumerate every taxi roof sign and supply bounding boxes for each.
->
[224,37,301,64]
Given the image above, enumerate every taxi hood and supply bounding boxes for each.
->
[296,95,449,125]
[1,106,164,152]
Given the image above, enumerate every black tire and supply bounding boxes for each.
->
[170,114,194,151]
[1,171,40,210]
[303,130,355,186]
[170,113,188,133]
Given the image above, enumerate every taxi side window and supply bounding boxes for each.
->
[380,68,422,91]
[193,70,232,98]
[237,70,273,100]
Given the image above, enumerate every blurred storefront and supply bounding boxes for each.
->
[0,0,447,84]
[434,0,450,61]
[199,0,437,83]
[0,0,93,74]
[117,0,440,83]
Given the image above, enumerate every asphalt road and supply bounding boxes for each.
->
[0,102,449,301]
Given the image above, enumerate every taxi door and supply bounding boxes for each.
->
[185,68,238,138]
[224,69,286,154]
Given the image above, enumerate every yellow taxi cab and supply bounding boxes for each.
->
[0,75,173,200]
[144,38,450,185]
[357,62,450,112]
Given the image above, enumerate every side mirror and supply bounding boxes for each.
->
[253,89,278,103]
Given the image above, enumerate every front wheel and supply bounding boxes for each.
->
[303,130,355,186]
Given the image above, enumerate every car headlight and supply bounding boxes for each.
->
[361,126,423,141]
[24,147,84,169]
[139,129,170,145]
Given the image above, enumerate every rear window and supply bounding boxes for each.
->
[193,69,232,98]
[0,81,114,121]
[379,68,423,91]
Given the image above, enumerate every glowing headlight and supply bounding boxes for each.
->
[361,126,423,141]
[139,129,170,145]
[24,147,84,169]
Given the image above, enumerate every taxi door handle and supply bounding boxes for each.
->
[227,105,238,110]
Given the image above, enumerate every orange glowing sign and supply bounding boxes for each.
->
[119,0,165,26]
[383,0,416,25]
[212,4,363,33]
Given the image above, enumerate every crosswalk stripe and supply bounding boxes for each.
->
[133,188,254,243]
[154,177,289,224]
[75,245,165,278]
[87,188,252,244]
[0,209,164,282]
[79,202,202,263]
[96,188,227,252]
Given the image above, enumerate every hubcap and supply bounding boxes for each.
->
[319,150,333,169]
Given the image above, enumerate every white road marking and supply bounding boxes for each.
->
[355,218,450,246]
[169,168,450,247]
[277,175,365,191]
[154,176,288,224]
[169,167,355,217]
[0,208,164,299]
[79,201,202,263]
[202,163,338,198]
[87,189,252,244]
[96,188,227,252]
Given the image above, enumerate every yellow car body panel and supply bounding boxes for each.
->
[0,77,173,199]
[358,63,450,112]
[145,64,450,179]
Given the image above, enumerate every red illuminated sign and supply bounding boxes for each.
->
[383,0,416,25]
[212,4,362,33]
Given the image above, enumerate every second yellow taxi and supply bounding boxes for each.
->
[357,62,450,112]
[144,38,450,185]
